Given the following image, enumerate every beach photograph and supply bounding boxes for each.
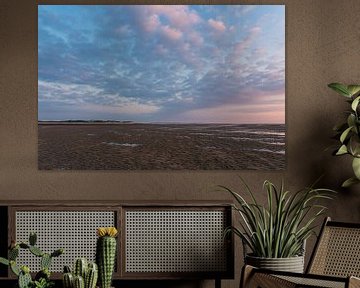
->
[38,5,285,170]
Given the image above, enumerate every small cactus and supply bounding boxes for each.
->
[74,275,85,288]
[0,232,63,288]
[41,253,52,270]
[74,258,88,279]
[63,260,98,288]
[9,247,19,260]
[29,245,44,257]
[29,232,37,246]
[85,263,98,288]
[96,227,118,288]
[18,269,32,288]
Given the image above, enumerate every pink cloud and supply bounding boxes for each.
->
[149,5,201,29]
[208,19,226,32]
[189,31,204,46]
[143,14,161,32]
[161,25,182,41]
[175,101,284,124]
[155,44,168,55]
[234,26,261,55]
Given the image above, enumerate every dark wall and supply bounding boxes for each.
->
[1,0,360,287]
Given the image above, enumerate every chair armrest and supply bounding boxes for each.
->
[240,265,296,288]
[240,265,349,288]
[349,276,360,288]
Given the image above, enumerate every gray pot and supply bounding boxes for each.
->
[245,254,305,273]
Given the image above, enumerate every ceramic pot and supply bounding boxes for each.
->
[245,254,305,273]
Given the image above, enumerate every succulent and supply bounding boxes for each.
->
[73,275,85,288]
[85,262,98,288]
[74,258,88,280]
[63,260,98,288]
[96,227,118,288]
[0,232,63,288]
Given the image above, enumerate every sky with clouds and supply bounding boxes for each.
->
[38,5,285,123]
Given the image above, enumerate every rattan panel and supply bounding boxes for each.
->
[310,226,360,277]
[125,210,227,273]
[277,275,345,288]
[15,211,115,272]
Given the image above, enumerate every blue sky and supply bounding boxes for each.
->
[38,5,285,123]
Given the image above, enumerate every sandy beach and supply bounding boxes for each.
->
[38,123,285,170]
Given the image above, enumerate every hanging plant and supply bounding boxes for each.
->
[328,83,360,187]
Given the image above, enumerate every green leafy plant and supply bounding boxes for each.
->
[328,82,360,187]
[0,232,63,288]
[221,179,334,258]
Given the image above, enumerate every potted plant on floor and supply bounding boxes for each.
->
[328,82,360,187]
[221,179,334,273]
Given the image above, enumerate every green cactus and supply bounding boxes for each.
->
[73,275,85,288]
[96,232,117,288]
[63,272,74,288]
[9,246,19,260]
[51,248,64,258]
[64,265,72,273]
[0,257,9,266]
[85,263,98,288]
[19,243,30,249]
[18,269,32,288]
[41,253,52,270]
[29,232,37,246]
[63,259,98,288]
[74,258,88,279]
[35,268,51,281]
[0,232,63,288]
[29,246,44,257]
[10,260,20,276]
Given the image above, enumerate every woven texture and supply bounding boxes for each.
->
[15,211,115,272]
[277,275,345,288]
[125,210,227,272]
[248,272,297,288]
[309,226,360,277]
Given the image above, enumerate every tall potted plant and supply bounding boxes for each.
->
[328,83,360,187]
[221,179,334,273]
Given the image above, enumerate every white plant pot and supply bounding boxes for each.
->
[245,254,305,273]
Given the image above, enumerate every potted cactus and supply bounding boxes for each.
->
[62,258,98,288]
[96,227,118,288]
[0,232,63,288]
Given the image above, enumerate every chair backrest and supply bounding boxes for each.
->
[307,217,360,277]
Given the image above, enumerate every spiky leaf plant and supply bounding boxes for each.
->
[328,82,360,187]
[221,179,335,258]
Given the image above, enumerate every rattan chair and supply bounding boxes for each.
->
[241,217,360,288]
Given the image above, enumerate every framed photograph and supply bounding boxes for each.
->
[38,4,285,170]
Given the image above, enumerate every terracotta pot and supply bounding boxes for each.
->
[245,254,304,273]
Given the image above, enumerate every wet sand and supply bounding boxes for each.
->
[38,123,285,170]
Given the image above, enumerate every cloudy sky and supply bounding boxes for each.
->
[38,5,285,123]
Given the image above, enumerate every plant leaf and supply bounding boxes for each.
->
[342,177,360,188]
[336,144,348,155]
[328,83,351,97]
[340,126,353,143]
[347,85,360,97]
[352,157,360,179]
[0,257,9,266]
[352,96,360,111]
